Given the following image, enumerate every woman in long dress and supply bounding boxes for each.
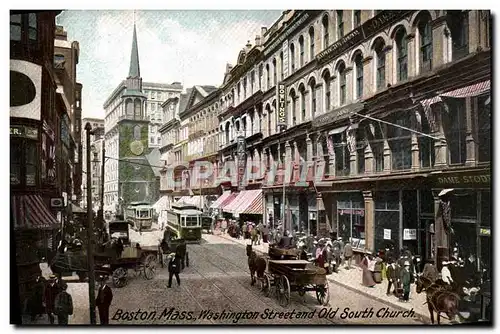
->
[360,254,376,287]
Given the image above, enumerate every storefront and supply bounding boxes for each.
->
[336,192,365,248]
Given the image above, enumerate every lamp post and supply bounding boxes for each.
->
[84,122,97,325]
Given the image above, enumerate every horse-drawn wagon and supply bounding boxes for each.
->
[246,244,330,307]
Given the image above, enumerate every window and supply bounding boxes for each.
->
[355,54,363,99]
[419,16,433,73]
[10,138,38,187]
[309,79,316,118]
[250,70,255,93]
[10,14,21,41]
[374,191,400,251]
[418,109,435,168]
[290,90,297,125]
[396,29,408,82]
[243,77,247,99]
[266,64,270,88]
[445,99,467,164]
[258,64,263,89]
[299,85,306,122]
[323,71,331,112]
[388,112,412,170]
[150,126,155,133]
[157,137,161,144]
[152,91,156,99]
[337,11,344,39]
[237,82,241,102]
[338,63,346,105]
[368,123,385,172]
[10,13,37,42]
[279,52,284,80]
[375,41,386,90]
[477,95,491,162]
[337,193,365,241]
[299,36,305,66]
[272,58,277,86]
[290,43,296,72]
[354,10,361,28]
[333,132,350,176]
[309,27,315,60]
[447,11,469,60]
[322,15,329,48]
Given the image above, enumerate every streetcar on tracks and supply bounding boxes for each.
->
[124,201,154,230]
[165,203,203,243]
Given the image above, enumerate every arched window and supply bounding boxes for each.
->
[309,27,315,60]
[309,78,317,118]
[322,15,329,48]
[354,54,364,99]
[396,28,408,82]
[266,64,270,88]
[299,35,305,67]
[258,64,263,89]
[290,89,297,125]
[290,43,296,73]
[338,63,347,105]
[266,104,272,136]
[447,11,469,60]
[418,15,433,73]
[243,77,247,99]
[225,122,230,144]
[273,58,277,85]
[374,40,386,90]
[337,10,344,39]
[133,125,141,140]
[299,85,306,122]
[279,52,284,80]
[322,71,332,112]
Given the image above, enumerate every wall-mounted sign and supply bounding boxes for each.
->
[403,228,417,240]
[10,125,38,139]
[10,60,42,120]
[383,229,391,240]
[277,83,287,128]
[479,228,491,236]
[433,171,491,187]
[312,102,364,128]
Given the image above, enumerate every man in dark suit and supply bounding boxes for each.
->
[385,258,400,296]
[44,275,61,324]
[168,253,181,288]
[96,275,113,325]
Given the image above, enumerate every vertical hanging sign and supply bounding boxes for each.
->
[277,83,287,130]
[237,136,246,191]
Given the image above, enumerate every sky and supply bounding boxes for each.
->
[56,10,282,119]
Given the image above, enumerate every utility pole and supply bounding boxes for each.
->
[100,143,106,229]
[84,122,97,325]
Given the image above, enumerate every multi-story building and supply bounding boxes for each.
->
[9,10,64,316]
[181,10,492,268]
[81,117,104,209]
[103,24,163,213]
[54,24,83,207]
[143,82,183,148]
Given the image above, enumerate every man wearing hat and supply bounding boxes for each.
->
[401,261,412,302]
[96,275,113,324]
[385,258,400,296]
[422,258,438,283]
[44,274,61,324]
[168,252,182,288]
[54,282,73,325]
[343,240,353,270]
[441,261,454,285]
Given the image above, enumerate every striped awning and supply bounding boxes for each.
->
[219,192,239,210]
[440,80,490,99]
[11,195,59,230]
[224,190,262,214]
[223,191,249,213]
[237,190,263,215]
[210,191,231,209]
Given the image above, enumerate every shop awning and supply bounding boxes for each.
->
[224,190,260,214]
[440,80,490,99]
[153,196,170,212]
[70,202,86,214]
[328,126,349,135]
[219,192,239,211]
[237,190,263,215]
[11,195,59,230]
[210,191,231,209]
[176,196,202,207]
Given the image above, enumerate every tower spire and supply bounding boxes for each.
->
[128,11,140,78]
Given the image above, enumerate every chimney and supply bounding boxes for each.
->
[255,35,261,46]
[261,27,267,37]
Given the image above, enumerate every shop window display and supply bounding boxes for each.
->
[337,193,365,244]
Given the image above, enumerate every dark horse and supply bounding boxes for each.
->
[161,238,188,269]
[246,244,266,286]
[416,275,461,325]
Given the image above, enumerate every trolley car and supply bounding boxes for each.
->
[124,202,154,231]
[166,203,202,242]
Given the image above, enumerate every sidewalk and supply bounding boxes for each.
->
[215,232,440,324]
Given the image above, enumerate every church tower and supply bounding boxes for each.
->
[117,22,156,210]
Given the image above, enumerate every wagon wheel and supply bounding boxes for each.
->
[316,284,330,306]
[259,274,271,297]
[277,276,290,307]
[186,252,190,267]
[143,254,157,280]
[112,267,128,288]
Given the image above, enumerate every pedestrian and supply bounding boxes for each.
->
[441,261,454,286]
[360,253,376,287]
[27,275,46,321]
[167,252,181,288]
[262,224,269,243]
[96,275,113,325]
[422,258,438,282]
[221,219,227,235]
[343,241,353,270]
[385,259,399,296]
[251,225,258,246]
[44,275,60,324]
[401,261,412,302]
[331,239,342,270]
[54,282,73,325]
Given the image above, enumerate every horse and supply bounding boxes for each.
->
[416,275,461,325]
[246,244,266,286]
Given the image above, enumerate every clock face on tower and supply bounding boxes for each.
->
[130,140,144,156]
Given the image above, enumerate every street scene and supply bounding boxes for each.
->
[10,9,491,326]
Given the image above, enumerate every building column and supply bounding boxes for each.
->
[328,134,336,178]
[364,141,374,175]
[431,16,448,69]
[411,132,420,171]
[285,141,292,185]
[306,134,313,162]
[363,190,375,252]
[315,133,325,180]
[384,45,393,87]
[407,33,416,78]
[345,67,353,103]
[349,128,357,176]
[382,124,392,172]
[315,83,323,116]
[362,56,373,98]
[465,96,478,166]
[468,10,480,54]
[433,104,448,167]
